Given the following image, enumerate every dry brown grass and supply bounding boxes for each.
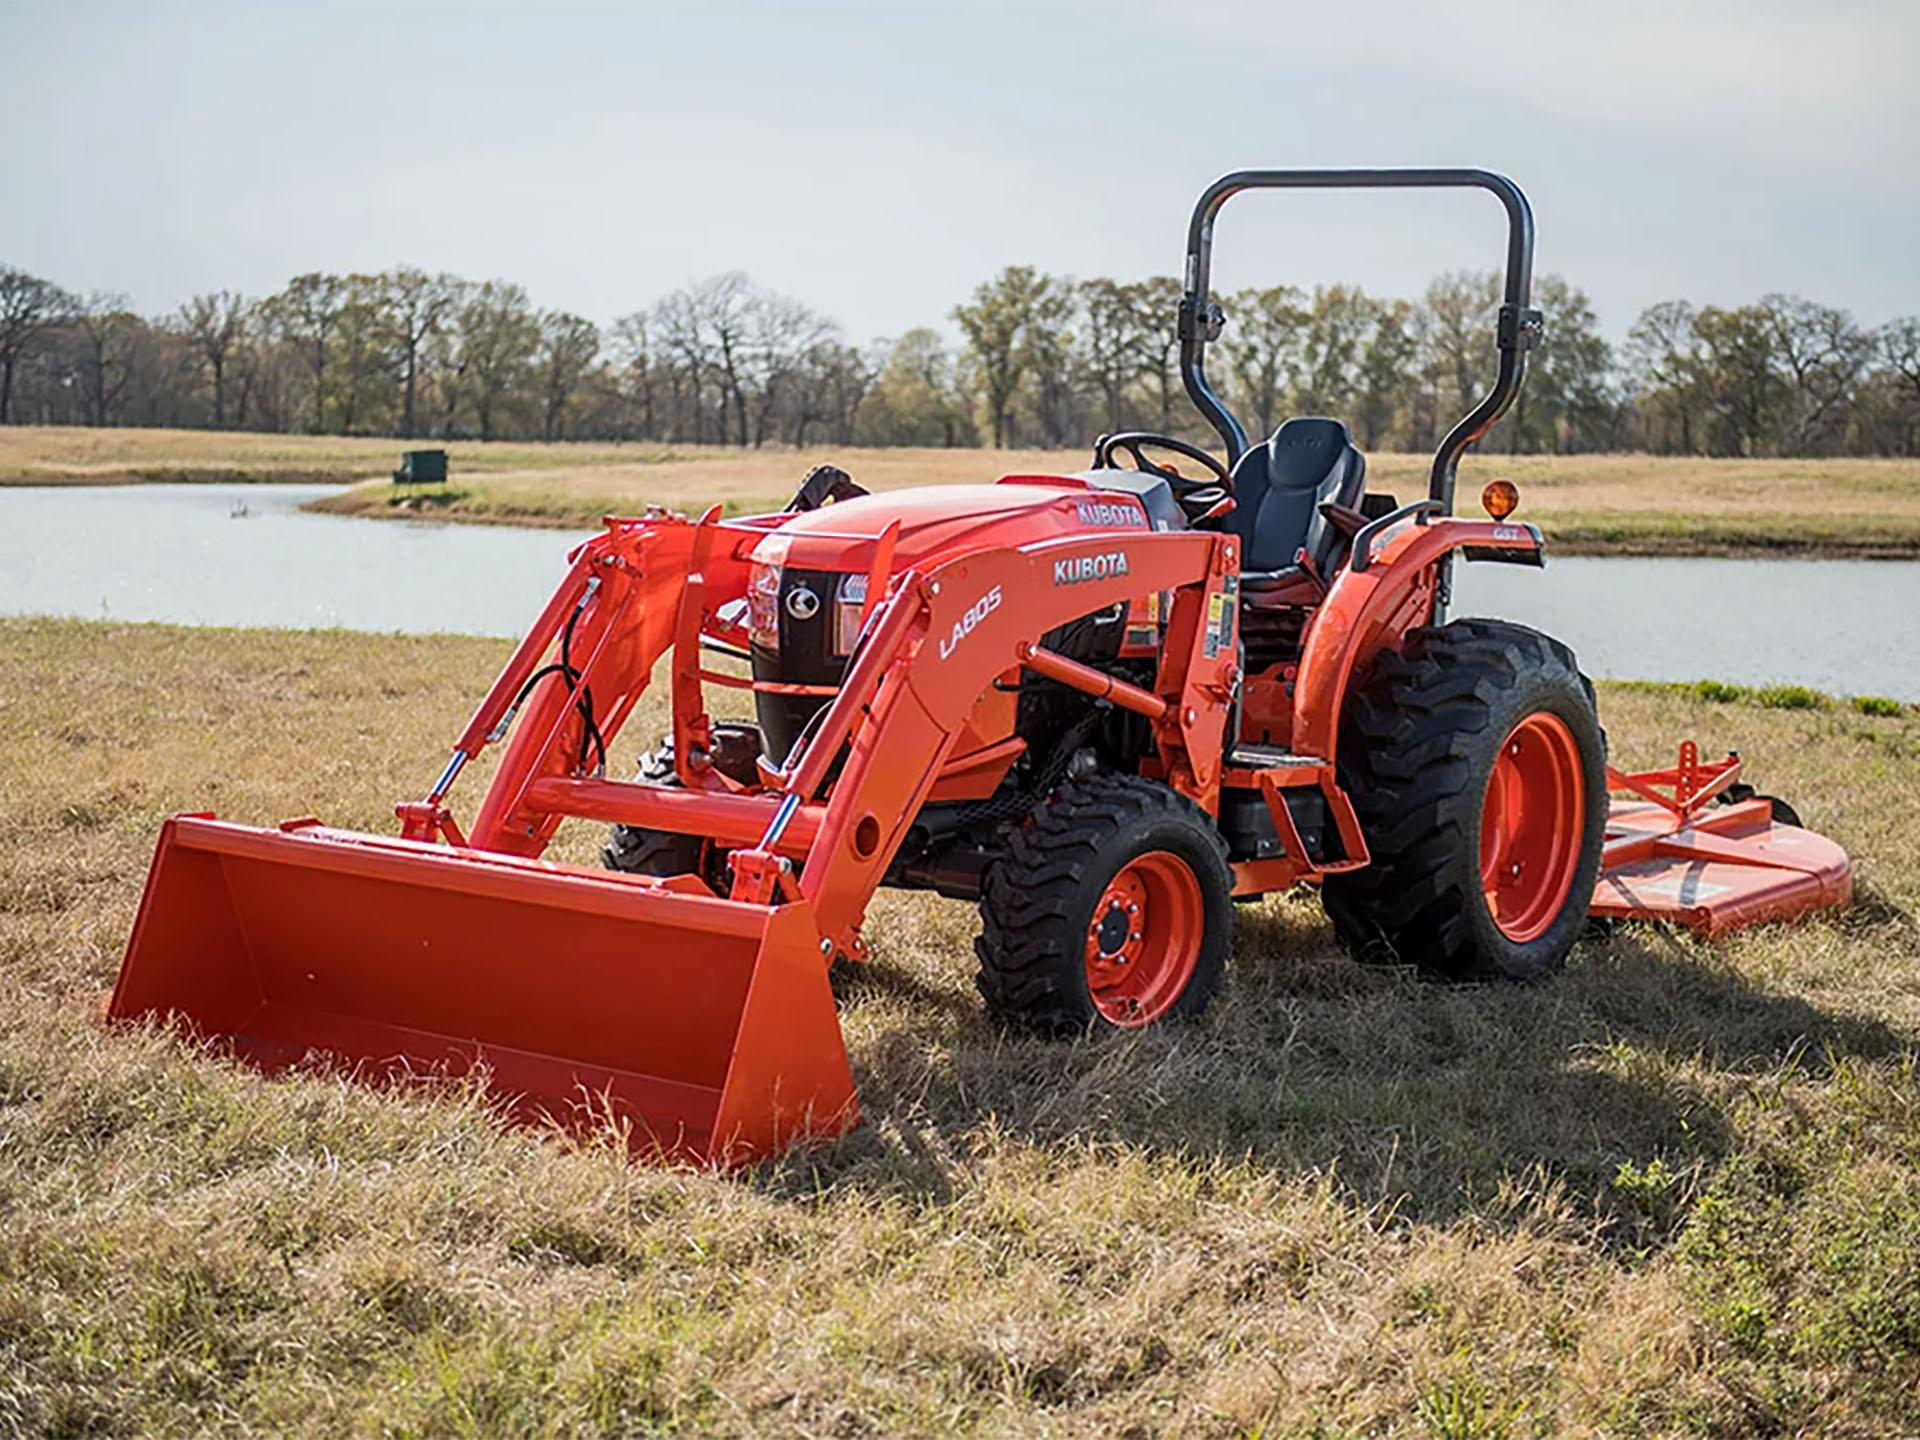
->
[6,425,1920,556]
[0,426,701,486]
[305,445,1920,560]
[308,446,1100,530]
[3,621,1920,1436]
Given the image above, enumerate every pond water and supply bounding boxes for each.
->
[1456,554,1920,702]
[0,483,592,637]
[2,483,1917,700]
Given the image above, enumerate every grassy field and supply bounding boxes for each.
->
[308,448,1920,560]
[0,426,692,487]
[3,618,1919,1436]
[5,425,1920,557]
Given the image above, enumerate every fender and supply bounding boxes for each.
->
[1291,516,1543,761]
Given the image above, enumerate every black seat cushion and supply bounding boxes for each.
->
[1225,418,1367,589]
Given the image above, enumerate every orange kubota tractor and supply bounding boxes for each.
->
[111,169,1852,1164]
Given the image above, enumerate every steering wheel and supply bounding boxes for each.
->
[1092,432,1231,491]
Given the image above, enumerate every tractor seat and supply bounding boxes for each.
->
[1225,417,1367,605]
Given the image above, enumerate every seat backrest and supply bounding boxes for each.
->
[1225,417,1367,574]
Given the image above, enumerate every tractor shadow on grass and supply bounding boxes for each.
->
[765,897,1915,1241]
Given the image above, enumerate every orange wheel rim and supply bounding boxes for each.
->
[1479,711,1585,943]
[1083,850,1203,1026]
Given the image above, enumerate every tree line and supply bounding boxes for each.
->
[2,257,1916,456]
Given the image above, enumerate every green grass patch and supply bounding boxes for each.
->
[1622,677,1916,718]
[1757,683,1830,712]
[1853,695,1907,718]
[1692,678,1751,704]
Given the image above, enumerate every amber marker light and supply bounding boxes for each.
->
[1481,479,1520,520]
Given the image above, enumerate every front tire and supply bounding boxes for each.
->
[975,774,1234,1034]
[602,742,702,877]
[1321,618,1607,981]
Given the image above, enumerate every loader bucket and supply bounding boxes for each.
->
[108,815,857,1165]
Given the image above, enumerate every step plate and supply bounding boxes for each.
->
[1225,745,1320,770]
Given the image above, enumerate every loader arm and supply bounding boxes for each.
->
[466,513,759,855]
[763,526,1238,951]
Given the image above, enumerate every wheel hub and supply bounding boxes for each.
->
[1082,851,1203,1026]
[1480,711,1586,944]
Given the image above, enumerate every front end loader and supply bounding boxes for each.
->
[109,169,1851,1164]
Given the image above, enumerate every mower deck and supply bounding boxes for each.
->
[1593,750,1852,937]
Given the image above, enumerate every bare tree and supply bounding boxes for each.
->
[333,274,397,434]
[179,291,247,427]
[1878,318,1920,455]
[1693,305,1783,456]
[1420,271,1500,423]
[381,268,460,439]
[1762,294,1872,454]
[1511,275,1614,454]
[695,273,756,445]
[653,284,721,442]
[1078,278,1163,433]
[1220,284,1306,440]
[1022,278,1078,447]
[608,311,658,439]
[227,300,275,430]
[954,265,1055,448]
[1133,277,1184,433]
[534,311,600,441]
[453,281,538,441]
[1354,299,1416,450]
[1079,278,1136,433]
[645,273,758,444]
[784,339,873,446]
[1625,300,1702,453]
[266,272,349,432]
[1293,285,1373,420]
[0,265,74,423]
[746,292,832,447]
[73,293,140,426]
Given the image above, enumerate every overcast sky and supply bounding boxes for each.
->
[4,0,1916,342]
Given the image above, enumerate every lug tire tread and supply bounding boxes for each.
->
[1321,617,1607,982]
[975,773,1233,1033]
[602,744,703,877]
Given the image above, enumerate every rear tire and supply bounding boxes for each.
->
[1321,617,1607,982]
[975,774,1233,1034]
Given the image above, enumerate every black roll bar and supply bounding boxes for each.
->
[1177,168,1542,516]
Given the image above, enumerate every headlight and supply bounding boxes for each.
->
[748,561,782,651]
[833,573,867,657]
